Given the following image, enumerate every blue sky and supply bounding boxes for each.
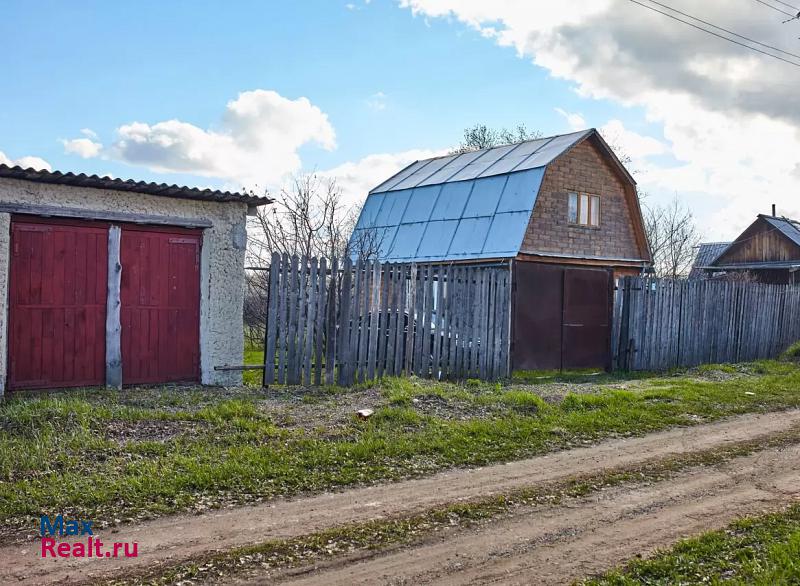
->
[2,0,798,239]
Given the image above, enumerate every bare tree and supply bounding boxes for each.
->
[644,196,702,278]
[244,173,357,346]
[249,173,354,261]
[450,123,542,154]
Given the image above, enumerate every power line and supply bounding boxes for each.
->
[751,0,798,19]
[628,0,800,67]
[645,0,800,59]
[769,0,800,11]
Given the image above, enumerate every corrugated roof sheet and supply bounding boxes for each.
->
[689,242,731,279]
[761,215,800,248]
[0,164,271,205]
[351,129,601,263]
[351,167,545,262]
[369,129,592,194]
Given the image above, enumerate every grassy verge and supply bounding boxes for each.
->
[105,427,800,585]
[1,361,800,539]
[583,505,800,585]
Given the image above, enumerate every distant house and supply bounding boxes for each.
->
[691,214,800,285]
[349,129,652,371]
[0,164,271,393]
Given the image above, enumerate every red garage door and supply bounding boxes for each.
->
[9,220,108,389]
[120,226,201,384]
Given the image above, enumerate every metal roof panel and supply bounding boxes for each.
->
[416,220,459,258]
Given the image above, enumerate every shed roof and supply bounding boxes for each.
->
[761,214,800,248]
[689,242,731,278]
[0,164,272,206]
[350,128,628,263]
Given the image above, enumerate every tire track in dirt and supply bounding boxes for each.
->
[3,409,800,585]
[277,445,800,585]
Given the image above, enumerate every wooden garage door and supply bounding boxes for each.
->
[120,226,201,384]
[9,220,108,390]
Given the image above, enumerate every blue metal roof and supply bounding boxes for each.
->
[350,129,595,263]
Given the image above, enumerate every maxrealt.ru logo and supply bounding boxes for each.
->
[40,515,138,558]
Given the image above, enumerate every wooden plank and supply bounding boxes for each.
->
[378,263,391,379]
[263,252,280,385]
[336,258,352,386]
[303,257,318,385]
[314,258,327,386]
[405,264,417,375]
[285,255,300,384]
[421,265,434,378]
[367,260,381,381]
[276,254,290,384]
[394,265,407,376]
[105,225,122,389]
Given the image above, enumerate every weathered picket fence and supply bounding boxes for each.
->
[613,277,800,370]
[262,253,512,386]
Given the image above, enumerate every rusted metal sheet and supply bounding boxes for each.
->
[512,263,563,371]
[562,268,612,370]
[512,262,612,371]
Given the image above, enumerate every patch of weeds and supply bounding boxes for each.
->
[498,390,549,414]
[782,341,800,361]
[583,504,800,585]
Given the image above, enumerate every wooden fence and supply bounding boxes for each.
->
[262,253,512,386]
[613,277,800,371]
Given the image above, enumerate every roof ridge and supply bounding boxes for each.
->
[0,164,272,205]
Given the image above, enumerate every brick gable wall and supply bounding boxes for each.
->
[520,140,643,260]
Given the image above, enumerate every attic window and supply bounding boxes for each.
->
[568,193,600,227]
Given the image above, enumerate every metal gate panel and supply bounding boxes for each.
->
[513,263,563,370]
[512,262,612,372]
[562,268,612,370]
[9,220,108,389]
[120,227,201,384]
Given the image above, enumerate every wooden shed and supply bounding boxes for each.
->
[692,214,800,285]
[0,165,270,393]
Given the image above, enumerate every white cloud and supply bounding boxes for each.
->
[399,0,800,239]
[554,108,586,131]
[0,151,52,171]
[65,89,336,188]
[366,91,388,111]
[61,137,103,158]
[322,148,444,209]
[599,119,666,161]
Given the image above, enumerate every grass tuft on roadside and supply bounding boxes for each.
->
[583,504,800,585]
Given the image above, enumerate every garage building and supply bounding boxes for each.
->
[0,164,270,393]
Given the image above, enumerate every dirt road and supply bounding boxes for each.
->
[278,443,800,585]
[2,409,800,585]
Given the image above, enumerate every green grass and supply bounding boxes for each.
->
[242,348,265,386]
[2,360,800,537]
[583,505,800,585]
[782,341,800,361]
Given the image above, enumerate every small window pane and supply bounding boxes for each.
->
[591,196,600,226]
[579,194,589,225]
[568,193,578,223]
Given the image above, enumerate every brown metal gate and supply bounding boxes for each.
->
[512,262,612,371]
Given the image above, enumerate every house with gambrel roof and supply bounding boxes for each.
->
[350,128,652,371]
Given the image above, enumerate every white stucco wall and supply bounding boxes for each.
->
[0,177,249,389]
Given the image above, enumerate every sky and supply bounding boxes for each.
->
[2,0,799,241]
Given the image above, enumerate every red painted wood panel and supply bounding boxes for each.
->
[120,227,201,384]
[9,220,107,389]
